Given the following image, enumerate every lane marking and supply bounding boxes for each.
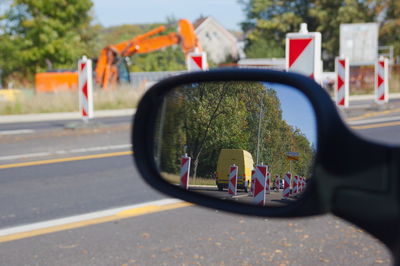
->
[0,150,133,169]
[352,121,400,130]
[0,129,35,135]
[0,144,132,162]
[347,108,400,122]
[349,115,400,126]
[0,199,192,243]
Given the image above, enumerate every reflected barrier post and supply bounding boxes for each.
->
[293,175,299,194]
[228,164,238,196]
[283,172,291,199]
[253,165,267,206]
[180,154,191,190]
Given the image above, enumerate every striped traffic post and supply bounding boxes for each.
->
[286,23,322,83]
[335,57,349,108]
[228,164,238,196]
[180,154,191,190]
[293,175,299,194]
[253,165,268,206]
[375,57,389,104]
[78,56,94,121]
[283,172,291,198]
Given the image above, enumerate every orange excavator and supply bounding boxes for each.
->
[35,19,202,92]
[95,19,202,89]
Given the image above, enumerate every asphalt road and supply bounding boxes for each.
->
[0,107,398,265]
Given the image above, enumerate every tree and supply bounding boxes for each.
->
[0,0,93,82]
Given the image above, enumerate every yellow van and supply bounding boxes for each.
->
[216,149,254,192]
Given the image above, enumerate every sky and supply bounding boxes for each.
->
[91,0,245,31]
[266,83,317,147]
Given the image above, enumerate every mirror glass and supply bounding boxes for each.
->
[154,81,316,207]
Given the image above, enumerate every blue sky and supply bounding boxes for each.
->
[91,0,245,30]
[266,83,317,146]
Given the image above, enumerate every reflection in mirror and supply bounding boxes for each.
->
[154,81,316,207]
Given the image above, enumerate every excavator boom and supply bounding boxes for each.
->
[95,19,201,89]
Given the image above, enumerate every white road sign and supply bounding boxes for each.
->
[340,23,379,66]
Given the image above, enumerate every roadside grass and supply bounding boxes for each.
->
[162,172,216,186]
[0,85,146,115]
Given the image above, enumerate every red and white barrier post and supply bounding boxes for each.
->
[228,164,238,196]
[78,56,94,121]
[286,23,322,83]
[253,165,268,206]
[180,154,191,190]
[335,57,349,108]
[187,49,208,71]
[293,175,299,194]
[283,172,291,199]
[375,57,389,104]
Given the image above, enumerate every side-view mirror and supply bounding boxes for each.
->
[132,69,400,258]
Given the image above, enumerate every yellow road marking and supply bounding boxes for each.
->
[352,120,400,130]
[0,151,133,169]
[0,202,192,243]
[348,108,400,121]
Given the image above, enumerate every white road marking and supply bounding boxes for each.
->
[348,115,400,126]
[0,129,35,135]
[0,198,181,237]
[0,144,132,162]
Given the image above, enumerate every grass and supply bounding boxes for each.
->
[161,172,216,186]
[0,84,146,115]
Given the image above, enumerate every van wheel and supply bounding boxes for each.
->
[218,185,223,191]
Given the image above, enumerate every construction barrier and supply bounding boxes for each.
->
[335,57,349,108]
[375,57,389,104]
[283,172,291,198]
[250,169,255,195]
[78,56,94,121]
[293,175,299,194]
[180,154,191,190]
[187,49,208,71]
[228,164,238,196]
[253,165,268,206]
[286,23,322,83]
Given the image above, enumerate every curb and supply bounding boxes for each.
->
[0,109,136,124]
[349,93,400,101]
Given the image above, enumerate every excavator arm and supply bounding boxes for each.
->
[95,19,201,89]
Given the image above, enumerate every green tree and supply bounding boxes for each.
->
[0,0,93,82]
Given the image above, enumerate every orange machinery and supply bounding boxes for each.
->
[35,19,201,92]
[95,19,201,89]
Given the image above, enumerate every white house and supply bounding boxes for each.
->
[194,17,241,64]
